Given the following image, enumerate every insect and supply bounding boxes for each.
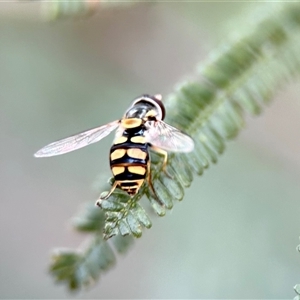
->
[34,94,194,202]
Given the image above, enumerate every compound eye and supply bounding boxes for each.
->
[130,94,166,120]
[151,95,166,120]
[147,115,156,121]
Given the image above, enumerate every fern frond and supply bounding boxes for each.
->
[50,235,115,290]
[50,204,134,289]
[50,2,300,291]
[99,3,300,238]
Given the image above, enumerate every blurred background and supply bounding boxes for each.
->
[1,2,300,298]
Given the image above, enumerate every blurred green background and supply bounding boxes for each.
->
[1,2,300,298]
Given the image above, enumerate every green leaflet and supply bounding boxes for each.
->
[50,230,134,289]
[50,236,116,290]
[50,2,300,291]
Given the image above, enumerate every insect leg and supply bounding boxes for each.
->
[97,180,119,204]
[150,145,172,178]
[146,162,164,206]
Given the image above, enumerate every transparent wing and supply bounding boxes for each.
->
[34,120,119,157]
[145,120,194,152]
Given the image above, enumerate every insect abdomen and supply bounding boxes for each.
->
[110,135,148,196]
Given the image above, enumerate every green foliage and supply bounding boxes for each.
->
[50,236,115,290]
[41,0,137,20]
[99,189,152,239]
[42,0,99,20]
[49,2,300,292]
[50,234,133,290]
[51,206,134,290]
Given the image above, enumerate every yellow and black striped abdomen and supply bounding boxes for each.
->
[110,132,148,196]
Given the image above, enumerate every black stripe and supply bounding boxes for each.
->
[110,141,149,166]
[123,125,145,135]
[111,142,148,152]
[110,154,148,166]
[120,181,140,187]
[114,168,146,181]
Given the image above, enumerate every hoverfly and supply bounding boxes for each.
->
[35,94,194,202]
